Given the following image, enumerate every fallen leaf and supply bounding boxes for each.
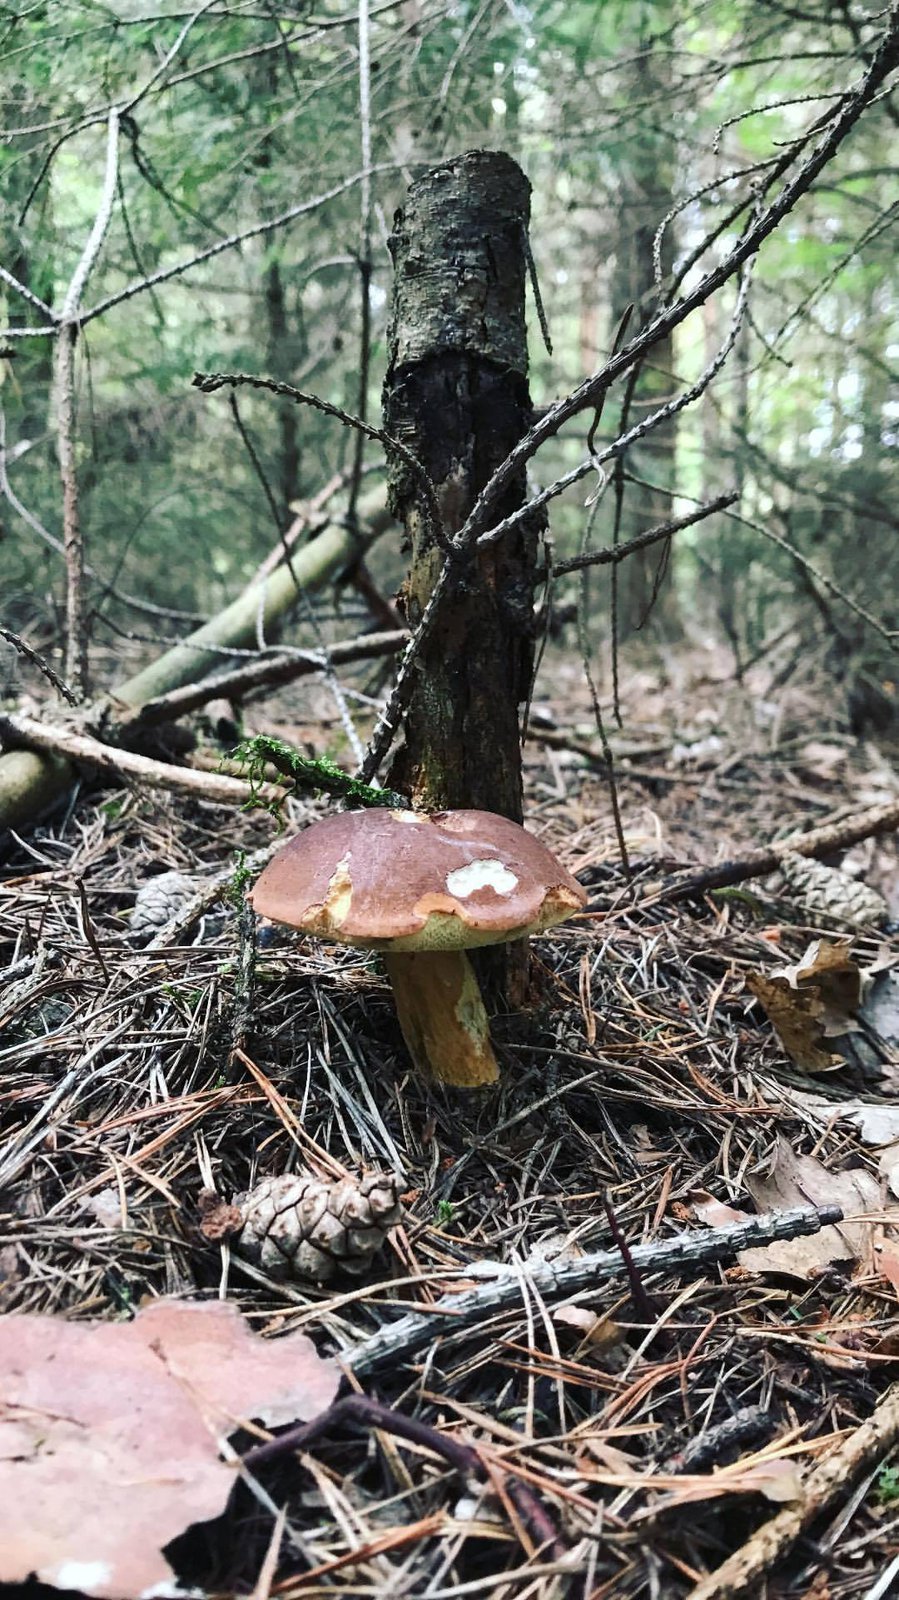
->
[0,1297,339,1598]
[738,1138,891,1279]
[773,940,862,1023]
[746,972,843,1072]
[553,1304,623,1351]
[875,1242,899,1298]
[691,1194,751,1228]
[747,940,865,1073]
[739,1458,804,1504]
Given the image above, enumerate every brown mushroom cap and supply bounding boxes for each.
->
[250,808,586,952]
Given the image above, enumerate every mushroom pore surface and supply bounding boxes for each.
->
[249,808,586,952]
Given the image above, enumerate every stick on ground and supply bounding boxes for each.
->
[345,1205,842,1380]
[687,1382,899,1600]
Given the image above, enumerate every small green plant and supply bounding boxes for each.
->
[436,1200,455,1227]
[874,1464,899,1505]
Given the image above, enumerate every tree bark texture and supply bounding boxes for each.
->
[383,150,538,824]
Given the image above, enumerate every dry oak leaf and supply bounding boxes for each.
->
[0,1297,339,1599]
[746,938,863,1072]
[739,1137,894,1280]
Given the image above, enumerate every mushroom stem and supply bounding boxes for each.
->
[383,951,499,1088]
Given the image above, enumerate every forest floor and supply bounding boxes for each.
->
[2,628,899,1600]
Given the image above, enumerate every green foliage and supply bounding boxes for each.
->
[874,1465,899,1505]
[0,0,896,690]
[229,735,408,814]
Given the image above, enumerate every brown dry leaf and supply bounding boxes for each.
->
[747,939,863,1072]
[691,1193,751,1228]
[553,1304,624,1351]
[0,1297,339,1598]
[736,1458,804,1504]
[739,1138,890,1279]
[875,1241,899,1299]
[746,972,841,1071]
[775,940,863,1022]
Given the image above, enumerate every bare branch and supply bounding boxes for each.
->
[346,1206,843,1379]
[0,265,56,321]
[457,11,899,548]
[59,111,120,325]
[78,166,397,330]
[0,627,78,706]
[542,494,739,579]
[124,628,407,728]
[193,369,445,553]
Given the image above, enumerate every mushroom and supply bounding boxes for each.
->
[249,807,586,1089]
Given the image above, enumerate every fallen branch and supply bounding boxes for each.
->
[241,1393,566,1561]
[0,487,391,830]
[125,627,407,729]
[0,711,284,809]
[111,486,391,709]
[345,1205,842,1380]
[650,797,899,906]
[686,1383,899,1600]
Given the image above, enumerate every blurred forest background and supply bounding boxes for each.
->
[1,0,897,733]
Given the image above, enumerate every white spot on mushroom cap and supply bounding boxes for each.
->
[445,859,519,898]
[51,1562,113,1594]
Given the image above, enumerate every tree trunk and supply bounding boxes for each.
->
[382,150,538,1004]
[608,27,679,637]
[383,151,537,820]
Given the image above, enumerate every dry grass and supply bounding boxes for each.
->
[2,636,899,1599]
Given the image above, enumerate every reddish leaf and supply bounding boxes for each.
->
[0,1297,339,1598]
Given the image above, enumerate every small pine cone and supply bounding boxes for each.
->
[237,1170,403,1283]
[777,851,889,930]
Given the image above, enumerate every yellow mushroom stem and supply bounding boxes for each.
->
[383,950,499,1088]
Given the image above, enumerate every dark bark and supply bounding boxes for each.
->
[383,150,538,825]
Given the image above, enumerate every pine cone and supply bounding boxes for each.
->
[777,851,889,930]
[237,1171,403,1283]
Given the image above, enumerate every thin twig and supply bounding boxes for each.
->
[0,627,78,706]
[539,494,739,580]
[124,628,407,728]
[192,369,445,556]
[241,1393,567,1561]
[687,1383,899,1600]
